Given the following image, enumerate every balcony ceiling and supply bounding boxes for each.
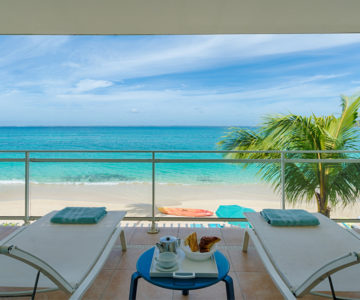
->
[0,0,359,35]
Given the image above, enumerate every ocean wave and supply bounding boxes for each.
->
[0,180,25,184]
[0,179,213,186]
[62,173,137,182]
[41,180,151,186]
[195,175,221,183]
[0,179,144,185]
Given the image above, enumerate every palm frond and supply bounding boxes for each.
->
[218,94,360,215]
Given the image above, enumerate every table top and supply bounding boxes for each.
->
[136,247,230,290]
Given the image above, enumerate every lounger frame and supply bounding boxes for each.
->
[0,218,127,299]
[243,229,360,300]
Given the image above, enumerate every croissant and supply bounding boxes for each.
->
[184,232,199,252]
[199,236,221,253]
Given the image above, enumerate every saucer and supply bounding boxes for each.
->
[155,262,178,272]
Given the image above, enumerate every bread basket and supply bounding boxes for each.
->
[180,240,216,261]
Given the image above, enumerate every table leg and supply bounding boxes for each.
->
[129,272,142,300]
[182,290,189,296]
[223,275,235,300]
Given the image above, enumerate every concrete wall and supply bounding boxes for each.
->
[0,0,359,34]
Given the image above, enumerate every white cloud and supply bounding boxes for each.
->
[54,74,346,110]
[0,79,353,126]
[72,79,113,93]
[0,36,70,67]
[1,35,360,126]
[298,74,349,84]
[2,35,360,95]
[76,35,360,80]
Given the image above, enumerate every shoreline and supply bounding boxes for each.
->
[1,182,359,219]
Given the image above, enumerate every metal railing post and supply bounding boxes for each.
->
[281,151,285,209]
[148,151,159,233]
[25,151,30,224]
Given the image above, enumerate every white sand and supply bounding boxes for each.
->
[0,182,359,219]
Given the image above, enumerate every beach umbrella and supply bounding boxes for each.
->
[216,205,255,228]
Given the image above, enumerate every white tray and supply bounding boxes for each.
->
[149,248,219,279]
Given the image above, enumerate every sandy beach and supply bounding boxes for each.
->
[1,182,360,219]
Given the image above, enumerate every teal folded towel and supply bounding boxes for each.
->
[260,209,319,226]
[51,207,107,224]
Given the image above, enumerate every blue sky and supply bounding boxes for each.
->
[1,34,360,126]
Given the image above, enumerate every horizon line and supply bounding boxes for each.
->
[0,125,257,128]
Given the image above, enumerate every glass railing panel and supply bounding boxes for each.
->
[0,162,25,217]
[0,151,25,159]
[29,162,152,217]
[155,163,281,219]
[0,150,359,222]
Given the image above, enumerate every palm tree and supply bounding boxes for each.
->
[218,95,360,217]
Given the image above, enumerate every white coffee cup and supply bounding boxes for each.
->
[155,252,177,268]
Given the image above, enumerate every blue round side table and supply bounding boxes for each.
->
[129,247,235,300]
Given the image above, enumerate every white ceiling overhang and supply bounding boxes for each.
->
[0,0,359,35]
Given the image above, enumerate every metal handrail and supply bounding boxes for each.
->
[1,216,360,223]
[1,149,360,226]
[0,149,360,153]
[31,158,153,163]
[2,157,360,163]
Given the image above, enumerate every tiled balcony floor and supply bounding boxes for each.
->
[1,223,360,300]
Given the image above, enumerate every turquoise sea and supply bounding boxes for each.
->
[0,127,260,185]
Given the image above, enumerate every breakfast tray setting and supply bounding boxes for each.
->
[130,233,234,300]
[149,247,219,278]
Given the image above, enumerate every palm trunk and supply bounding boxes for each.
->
[315,192,330,217]
[316,162,330,217]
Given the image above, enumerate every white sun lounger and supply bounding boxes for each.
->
[0,210,127,299]
[243,212,360,300]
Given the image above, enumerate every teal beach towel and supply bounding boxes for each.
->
[260,209,319,226]
[51,207,107,224]
[216,205,255,228]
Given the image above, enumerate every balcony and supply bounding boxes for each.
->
[1,222,360,299]
[1,150,360,299]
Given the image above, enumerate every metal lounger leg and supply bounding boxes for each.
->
[328,276,338,300]
[129,272,141,300]
[223,275,235,300]
[31,270,41,300]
